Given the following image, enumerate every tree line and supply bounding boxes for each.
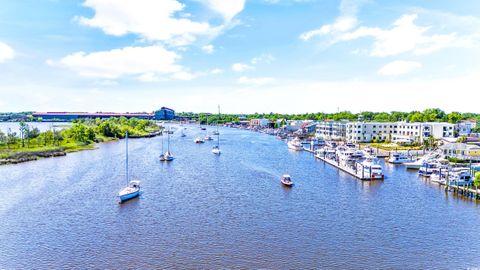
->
[178,108,479,126]
[0,117,160,150]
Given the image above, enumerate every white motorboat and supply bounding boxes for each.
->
[418,162,442,177]
[118,131,141,203]
[388,153,414,164]
[287,137,303,151]
[448,171,473,186]
[357,158,384,179]
[204,135,213,141]
[194,137,205,143]
[281,174,294,186]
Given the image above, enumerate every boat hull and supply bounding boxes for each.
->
[119,190,140,202]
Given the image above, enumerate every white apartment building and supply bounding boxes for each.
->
[346,122,456,143]
[457,120,477,135]
[315,120,347,140]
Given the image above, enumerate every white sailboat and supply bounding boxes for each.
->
[118,131,141,203]
[159,133,166,161]
[163,128,174,161]
[212,105,221,155]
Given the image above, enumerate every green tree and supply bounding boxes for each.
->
[447,112,462,124]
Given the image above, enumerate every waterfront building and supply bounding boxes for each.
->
[315,120,347,140]
[33,111,154,121]
[249,119,271,128]
[441,143,480,161]
[154,107,175,120]
[33,107,175,121]
[346,121,456,143]
[457,120,477,135]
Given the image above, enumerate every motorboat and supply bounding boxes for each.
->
[364,147,375,156]
[281,174,294,186]
[357,158,384,179]
[418,162,441,177]
[388,153,414,164]
[204,135,213,141]
[194,137,205,143]
[287,137,303,151]
[345,142,356,148]
[448,171,473,186]
[213,130,220,135]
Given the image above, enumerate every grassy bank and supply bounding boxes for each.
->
[360,143,423,151]
[0,117,161,165]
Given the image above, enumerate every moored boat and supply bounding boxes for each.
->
[281,174,294,186]
[287,137,303,151]
[388,153,414,164]
[118,131,141,203]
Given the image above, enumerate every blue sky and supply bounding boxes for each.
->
[0,0,479,114]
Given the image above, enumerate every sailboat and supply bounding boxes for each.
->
[213,105,220,136]
[118,131,141,203]
[204,114,213,140]
[159,134,166,161]
[180,129,186,137]
[212,105,221,155]
[163,128,174,161]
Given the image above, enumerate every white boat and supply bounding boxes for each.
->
[118,131,141,203]
[212,105,221,155]
[159,135,166,161]
[364,147,375,156]
[357,158,384,179]
[194,137,204,143]
[418,162,442,177]
[118,180,141,202]
[387,153,414,164]
[204,135,213,141]
[287,137,303,151]
[281,174,294,186]
[161,128,174,161]
[448,171,473,186]
[180,130,186,137]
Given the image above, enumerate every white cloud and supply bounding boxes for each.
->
[77,0,245,46]
[0,42,14,63]
[203,0,245,21]
[338,14,469,57]
[231,63,254,72]
[210,68,224,74]
[251,53,275,64]
[300,0,365,40]
[202,44,215,54]
[378,60,422,76]
[238,76,275,86]
[50,45,184,80]
[301,0,479,57]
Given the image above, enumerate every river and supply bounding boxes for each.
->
[0,125,479,269]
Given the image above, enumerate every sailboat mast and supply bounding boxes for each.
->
[167,128,170,152]
[217,105,220,147]
[126,131,129,184]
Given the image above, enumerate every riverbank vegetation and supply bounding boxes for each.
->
[179,108,480,125]
[0,118,160,164]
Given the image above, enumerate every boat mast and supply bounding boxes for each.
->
[167,127,170,152]
[125,131,129,184]
[217,105,220,148]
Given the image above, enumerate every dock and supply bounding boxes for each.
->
[303,147,378,181]
[431,180,480,200]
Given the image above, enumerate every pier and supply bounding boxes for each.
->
[304,147,379,181]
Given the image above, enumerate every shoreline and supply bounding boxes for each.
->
[0,130,162,166]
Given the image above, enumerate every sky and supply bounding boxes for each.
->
[0,0,479,114]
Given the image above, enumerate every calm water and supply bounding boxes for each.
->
[0,125,479,269]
